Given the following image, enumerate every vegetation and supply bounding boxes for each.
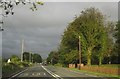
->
[23,52,30,62]
[2,52,42,77]
[2,63,22,77]
[0,0,43,16]
[113,21,120,64]
[59,7,109,66]
[69,67,120,78]
[23,52,42,63]
[47,7,118,67]
[0,0,43,31]
[32,53,42,63]
[47,51,59,65]
[2,55,29,77]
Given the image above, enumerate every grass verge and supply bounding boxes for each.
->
[69,68,120,79]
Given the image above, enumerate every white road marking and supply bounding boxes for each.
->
[41,65,63,79]
[44,73,46,76]
[8,68,28,79]
[38,73,41,75]
[32,73,35,76]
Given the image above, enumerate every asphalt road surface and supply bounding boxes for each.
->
[7,64,113,79]
[8,64,56,79]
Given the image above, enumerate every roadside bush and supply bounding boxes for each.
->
[20,62,29,67]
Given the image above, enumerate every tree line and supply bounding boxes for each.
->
[47,7,119,66]
[23,52,42,63]
[3,52,42,64]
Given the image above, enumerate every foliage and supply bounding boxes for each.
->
[32,53,42,63]
[23,52,30,62]
[113,21,120,63]
[2,63,21,77]
[54,63,63,67]
[10,55,20,64]
[47,51,59,65]
[0,0,44,16]
[58,7,111,66]
[0,0,44,31]
[2,54,33,77]
[23,52,42,63]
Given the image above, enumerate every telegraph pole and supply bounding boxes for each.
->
[21,39,24,62]
[79,36,81,68]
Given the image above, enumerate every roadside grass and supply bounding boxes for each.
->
[50,64,120,79]
[2,63,23,77]
[54,63,63,67]
[69,67,120,79]
[2,62,32,77]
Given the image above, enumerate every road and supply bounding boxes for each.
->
[8,64,56,79]
[7,64,111,79]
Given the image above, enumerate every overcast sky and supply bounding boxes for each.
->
[2,2,118,59]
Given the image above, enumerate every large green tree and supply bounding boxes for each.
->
[59,7,109,65]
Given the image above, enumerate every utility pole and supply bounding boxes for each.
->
[79,36,81,68]
[21,39,24,62]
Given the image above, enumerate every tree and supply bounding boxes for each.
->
[10,55,20,64]
[23,52,42,63]
[23,52,30,62]
[114,21,120,64]
[32,53,42,63]
[47,51,59,65]
[59,7,109,66]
